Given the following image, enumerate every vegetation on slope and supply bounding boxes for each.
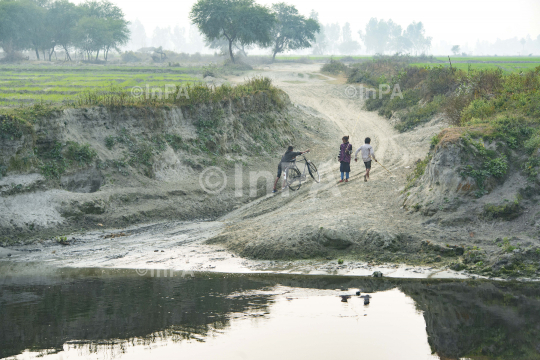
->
[0,77,290,181]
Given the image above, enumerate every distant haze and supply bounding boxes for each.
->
[71,0,540,54]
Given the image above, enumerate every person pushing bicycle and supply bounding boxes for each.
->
[273,146,309,193]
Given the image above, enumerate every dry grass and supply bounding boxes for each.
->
[436,125,494,148]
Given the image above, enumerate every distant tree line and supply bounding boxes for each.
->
[309,17,432,55]
[0,0,129,61]
[358,18,431,55]
[190,0,320,63]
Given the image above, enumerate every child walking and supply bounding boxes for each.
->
[338,135,353,183]
[354,137,377,182]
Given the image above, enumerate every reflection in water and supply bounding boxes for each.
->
[1,265,539,360]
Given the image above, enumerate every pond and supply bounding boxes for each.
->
[1,264,539,360]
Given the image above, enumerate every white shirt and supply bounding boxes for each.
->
[355,144,376,162]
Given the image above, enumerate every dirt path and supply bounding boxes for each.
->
[217,64,449,262]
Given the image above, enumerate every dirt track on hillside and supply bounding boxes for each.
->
[215,63,451,262]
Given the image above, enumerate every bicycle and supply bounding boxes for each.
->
[284,152,320,191]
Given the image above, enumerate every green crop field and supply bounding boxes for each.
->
[274,55,372,61]
[409,56,540,73]
[411,56,540,73]
[0,65,201,107]
[434,56,540,63]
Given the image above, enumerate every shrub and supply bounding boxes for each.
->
[524,134,540,155]
[405,155,431,191]
[395,96,444,132]
[0,115,33,140]
[423,66,458,99]
[105,136,116,149]
[485,156,508,178]
[461,99,496,122]
[202,64,219,77]
[321,59,348,74]
[484,201,522,221]
[121,51,141,63]
[65,142,97,166]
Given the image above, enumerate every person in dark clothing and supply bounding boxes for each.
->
[273,145,309,192]
[338,135,352,183]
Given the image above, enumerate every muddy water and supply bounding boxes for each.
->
[1,266,540,360]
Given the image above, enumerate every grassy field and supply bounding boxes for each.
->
[434,56,540,62]
[274,55,372,61]
[0,65,201,106]
[410,62,540,73]
[412,56,540,73]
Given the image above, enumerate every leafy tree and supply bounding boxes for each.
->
[451,45,460,56]
[206,37,250,57]
[0,0,34,56]
[324,22,340,54]
[48,0,81,60]
[309,10,326,55]
[359,18,402,54]
[269,3,319,62]
[390,36,412,53]
[127,19,147,50]
[339,22,360,54]
[74,0,129,61]
[403,21,432,54]
[172,26,186,52]
[190,0,275,63]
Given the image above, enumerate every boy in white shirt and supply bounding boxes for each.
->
[354,137,377,182]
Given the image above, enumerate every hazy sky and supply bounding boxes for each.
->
[73,0,540,44]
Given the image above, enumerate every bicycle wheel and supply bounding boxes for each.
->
[286,167,302,191]
[307,161,320,183]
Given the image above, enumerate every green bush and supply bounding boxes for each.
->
[65,142,97,166]
[321,59,348,75]
[405,155,431,191]
[484,201,522,221]
[524,134,540,154]
[485,156,508,178]
[395,96,444,132]
[0,115,33,140]
[105,136,116,149]
[461,99,496,122]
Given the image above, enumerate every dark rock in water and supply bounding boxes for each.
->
[340,295,351,302]
[356,291,361,296]
[372,271,383,278]
[364,297,370,305]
